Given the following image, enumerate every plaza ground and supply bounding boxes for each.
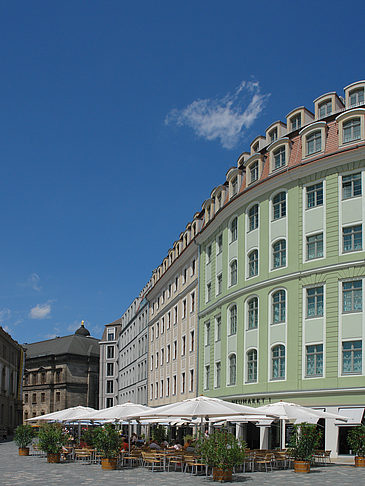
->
[0,441,364,486]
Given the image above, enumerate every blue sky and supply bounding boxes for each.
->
[1,1,364,344]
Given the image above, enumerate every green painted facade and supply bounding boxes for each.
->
[197,157,365,409]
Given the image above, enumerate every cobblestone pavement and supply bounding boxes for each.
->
[1,441,365,486]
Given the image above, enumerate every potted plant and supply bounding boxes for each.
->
[288,423,322,473]
[93,424,122,470]
[196,430,246,482]
[38,423,67,463]
[14,424,34,456]
[347,425,365,467]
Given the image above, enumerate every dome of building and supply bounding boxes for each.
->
[75,320,90,337]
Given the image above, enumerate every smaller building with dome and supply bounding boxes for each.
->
[22,322,100,420]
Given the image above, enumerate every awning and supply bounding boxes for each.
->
[335,408,364,426]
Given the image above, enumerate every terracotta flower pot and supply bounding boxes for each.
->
[18,447,29,456]
[101,458,118,470]
[293,460,310,473]
[212,467,233,482]
[355,456,365,467]
[47,453,61,463]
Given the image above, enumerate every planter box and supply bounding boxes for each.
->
[355,456,365,467]
[101,458,118,470]
[294,460,310,473]
[212,468,233,482]
[18,447,29,456]
[47,453,61,463]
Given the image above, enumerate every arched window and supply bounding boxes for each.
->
[272,192,286,219]
[272,345,285,379]
[272,290,286,323]
[230,260,237,286]
[229,305,237,335]
[230,217,238,242]
[248,204,259,231]
[343,118,361,143]
[248,250,258,277]
[306,130,322,155]
[247,297,258,329]
[247,349,257,382]
[273,146,286,170]
[273,240,286,268]
[229,354,236,385]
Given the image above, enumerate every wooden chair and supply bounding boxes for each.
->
[141,451,164,471]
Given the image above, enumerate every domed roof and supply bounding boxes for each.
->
[75,320,90,337]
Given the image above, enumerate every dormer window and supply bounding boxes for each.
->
[291,114,301,131]
[273,146,286,170]
[231,177,238,196]
[349,88,364,107]
[216,193,221,210]
[319,99,332,118]
[336,109,365,147]
[250,162,259,183]
[343,118,361,143]
[253,142,259,153]
[269,127,278,143]
[306,131,322,155]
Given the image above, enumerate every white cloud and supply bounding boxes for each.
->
[19,273,42,292]
[29,302,52,319]
[165,80,270,149]
[0,308,11,322]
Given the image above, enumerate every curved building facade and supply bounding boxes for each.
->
[196,81,365,456]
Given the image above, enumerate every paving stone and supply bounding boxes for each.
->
[1,441,365,486]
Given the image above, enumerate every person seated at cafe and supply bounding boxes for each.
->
[148,439,161,450]
[172,440,183,450]
[183,439,195,452]
[120,437,129,452]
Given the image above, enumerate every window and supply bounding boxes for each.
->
[204,365,210,390]
[191,291,195,312]
[24,393,28,404]
[272,192,286,219]
[175,276,178,291]
[150,355,153,371]
[41,392,45,403]
[343,118,361,143]
[205,322,211,346]
[229,354,236,385]
[181,372,185,394]
[215,316,221,341]
[167,311,171,329]
[343,281,362,313]
[272,345,285,379]
[230,260,237,286]
[343,225,362,252]
[56,391,61,402]
[216,193,221,210]
[160,380,164,398]
[217,234,223,254]
[189,370,194,392]
[206,245,212,264]
[273,240,286,268]
[106,397,113,408]
[306,130,322,155]
[342,173,362,199]
[248,250,258,277]
[151,326,154,341]
[342,341,362,374]
[250,161,259,183]
[272,290,286,323]
[270,127,278,142]
[273,146,286,170]
[41,372,46,384]
[173,341,177,359]
[206,283,212,302]
[231,177,238,196]
[306,182,323,208]
[247,349,258,382]
[155,352,159,368]
[248,297,258,329]
[306,344,323,377]
[191,258,196,276]
[32,393,37,404]
[167,344,171,363]
[349,88,364,107]
[217,273,222,295]
[106,363,114,376]
[190,330,194,352]
[215,362,221,388]
[291,114,301,131]
[107,346,114,359]
[319,100,332,118]
[248,204,259,231]
[307,233,323,260]
[230,217,238,242]
[307,286,324,318]
[106,380,114,393]
[181,335,186,356]
[174,305,178,324]
[229,305,237,335]
[161,348,164,365]
[182,299,187,319]
[107,331,115,341]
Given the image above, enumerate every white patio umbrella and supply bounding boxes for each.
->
[255,401,348,449]
[26,405,96,422]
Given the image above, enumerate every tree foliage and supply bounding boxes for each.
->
[38,423,67,454]
[93,424,122,459]
[288,423,322,461]
[347,425,365,457]
[14,424,34,448]
[196,430,246,470]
